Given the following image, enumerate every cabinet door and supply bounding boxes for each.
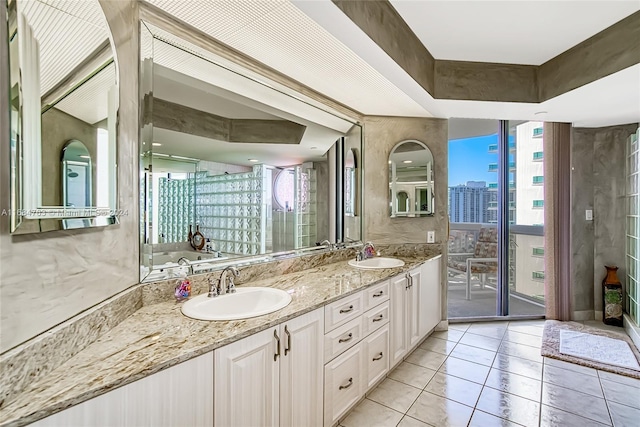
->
[407,268,422,349]
[215,327,280,427]
[419,255,442,338]
[32,352,214,427]
[324,343,364,427]
[389,274,408,368]
[364,324,389,391]
[280,308,324,427]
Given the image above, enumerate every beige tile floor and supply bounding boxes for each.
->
[339,320,640,427]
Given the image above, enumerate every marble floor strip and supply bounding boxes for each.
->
[339,320,639,427]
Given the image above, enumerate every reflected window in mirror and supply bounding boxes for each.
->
[8,0,118,232]
[388,140,435,217]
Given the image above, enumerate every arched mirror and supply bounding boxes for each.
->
[388,140,434,217]
[344,148,358,217]
[61,140,92,208]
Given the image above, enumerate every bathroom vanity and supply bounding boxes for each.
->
[3,254,441,427]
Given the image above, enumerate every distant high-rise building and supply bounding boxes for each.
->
[448,181,492,223]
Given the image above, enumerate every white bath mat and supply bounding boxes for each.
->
[559,330,640,371]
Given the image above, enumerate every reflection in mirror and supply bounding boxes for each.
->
[345,148,357,217]
[389,140,434,217]
[8,0,118,232]
[139,23,362,281]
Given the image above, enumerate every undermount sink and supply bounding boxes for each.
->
[181,287,292,321]
[348,257,405,269]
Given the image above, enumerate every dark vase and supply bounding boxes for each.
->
[602,265,623,327]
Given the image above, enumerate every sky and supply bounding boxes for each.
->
[448,134,499,187]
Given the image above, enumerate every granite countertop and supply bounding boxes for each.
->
[0,255,437,427]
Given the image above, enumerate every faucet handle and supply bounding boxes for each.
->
[208,278,220,298]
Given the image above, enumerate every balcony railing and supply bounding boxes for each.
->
[533,127,544,138]
[488,143,516,153]
[533,151,544,161]
[488,162,516,172]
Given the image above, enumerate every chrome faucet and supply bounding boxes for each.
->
[356,242,376,262]
[319,239,334,250]
[207,266,240,297]
[177,257,193,275]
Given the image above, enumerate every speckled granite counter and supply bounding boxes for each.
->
[0,255,439,427]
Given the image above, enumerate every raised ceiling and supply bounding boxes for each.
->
[390,0,640,65]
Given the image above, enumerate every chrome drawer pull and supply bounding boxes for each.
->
[339,377,353,390]
[372,314,384,322]
[338,333,353,343]
[339,305,354,314]
[372,352,383,361]
[372,290,384,297]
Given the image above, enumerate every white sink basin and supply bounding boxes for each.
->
[348,257,405,269]
[181,287,292,321]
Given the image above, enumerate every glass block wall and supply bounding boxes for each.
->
[627,129,640,326]
[294,166,317,249]
[157,176,195,243]
[195,165,267,255]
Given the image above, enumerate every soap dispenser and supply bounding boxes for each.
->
[174,270,191,302]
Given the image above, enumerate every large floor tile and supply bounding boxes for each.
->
[608,401,640,427]
[498,341,543,362]
[449,343,496,366]
[503,330,543,348]
[467,323,508,340]
[424,372,483,407]
[405,348,448,370]
[407,392,474,427]
[438,356,491,384]
[367,378,422,413]
[507,323,545,338]
[540,404,611,427]
[340,398,404,427]
[492,353,543,380]
[476,387,540,427]
[541,382,611,425]
[430,329,465,343]
[485,368,542,402]
[600,378,640,409]
[388,361,437,389]
[419,336,457,355]
[397,415,431,427]
[542,357,598,377]
[597,369,640,387]
[459,332,503,351]
[468,409,525,427]
[543,364,604,398]
[448,322,471,332]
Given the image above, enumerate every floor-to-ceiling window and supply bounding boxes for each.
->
[447,119,545,319]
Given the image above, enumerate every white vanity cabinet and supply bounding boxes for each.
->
[420,255,442,337]
[31,352,214,427]
[214,308,324,427]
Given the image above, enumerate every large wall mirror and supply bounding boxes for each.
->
[7,0,118,233]
[140,23,363,281]
[389,140,435,217]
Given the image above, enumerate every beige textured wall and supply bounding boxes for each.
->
[362,116,448,320]
[0,0,140,353]
[363,116,448,244]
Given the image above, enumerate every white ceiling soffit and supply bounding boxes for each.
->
[52,61,116,125]
[147,0,431,117]
[18,0,109,96]
[297,0,639,127]
[390,0,640,65]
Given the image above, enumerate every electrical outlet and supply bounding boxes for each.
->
[586,209,593,221]
[427,231,435,243]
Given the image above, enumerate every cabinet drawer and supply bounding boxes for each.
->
[364,280,389,311]
[324,344,364,427]
[362,301,389,336]
[324,292,364,332]
[324,316,363,363]
[364,324,389,391]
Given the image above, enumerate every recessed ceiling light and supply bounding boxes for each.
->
[403,160,413,164]
[249,159,259,163]
[152,142,162,146]
[534,111,548,115]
